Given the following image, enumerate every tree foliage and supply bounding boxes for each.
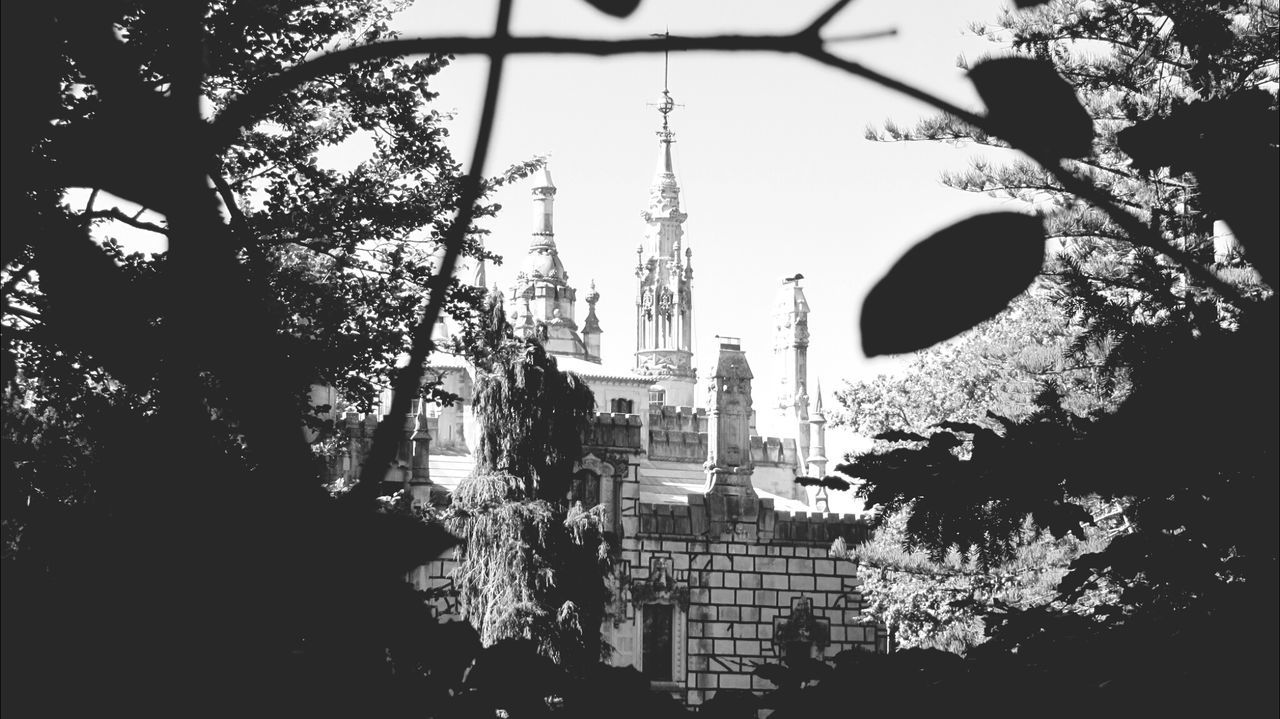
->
[846,0,1278,703]
[2,0,1275,714]
[836,292,1123,437]
[446,296,611,674]
[832,509,1114,655]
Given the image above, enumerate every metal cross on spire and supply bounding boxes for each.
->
[648,30,684,141]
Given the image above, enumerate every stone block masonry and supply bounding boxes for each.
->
[614,500,882,708]
[408,502,883,709]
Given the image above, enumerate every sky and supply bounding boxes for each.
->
[100,0,1026,418]
[367,0,1023,407]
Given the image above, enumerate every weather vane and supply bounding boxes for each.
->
[648,29,684,140]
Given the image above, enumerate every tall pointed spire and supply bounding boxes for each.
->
[773,274,811,461]
[808,378,828,481]
[635,41,696,406]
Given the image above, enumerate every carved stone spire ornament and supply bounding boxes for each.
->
[506,160,599,362]
[635,44,696,406]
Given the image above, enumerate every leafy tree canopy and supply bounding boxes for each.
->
[835,292,1124,438]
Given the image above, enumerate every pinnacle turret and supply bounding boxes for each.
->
[508,161,599,363]
[635,62,695,405]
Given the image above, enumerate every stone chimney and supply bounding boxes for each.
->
[702,338,761,540]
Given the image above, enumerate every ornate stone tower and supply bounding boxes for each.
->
[702,338,761,539]
[509,163,598,362]
[807,380,828,479]
[634,82,696,406]
[773,276,812,463]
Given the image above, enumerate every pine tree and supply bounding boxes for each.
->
[849,0,1278,701]
[446,295,612,673]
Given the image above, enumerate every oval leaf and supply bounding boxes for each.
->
[969,57,1093,159]
[581,0,642,18]
[861,212,1045,357]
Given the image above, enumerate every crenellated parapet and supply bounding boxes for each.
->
[648,405,708,432]
[586,412,644,451]
[633,496,869,547]
[749,435,798,467]
[772,510,869,545]
[324,408,440,505]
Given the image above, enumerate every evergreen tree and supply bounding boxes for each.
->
[867,0,1275,381]
[834,292,1123,438]
[849,0,1277,701]
[446,295,612,673]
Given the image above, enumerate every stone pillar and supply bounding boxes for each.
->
[702,339,760,541]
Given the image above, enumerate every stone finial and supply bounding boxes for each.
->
[411,408,432,484]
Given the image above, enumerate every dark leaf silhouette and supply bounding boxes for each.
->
[969,57,1094,159]
[925,432,963,451]
[753,662,793,685]
[933,421,990,435]
[861,212,1046,356]
[1117,91,1278,288]
[873,429,930,442]
[581,0,642,18]
[822,474,852,491]
[1011,0,1053,7]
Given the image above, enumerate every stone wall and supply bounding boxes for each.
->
[611,531,881,708]
[396,408,882,711]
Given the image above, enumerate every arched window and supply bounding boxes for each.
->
[569,469,601,508]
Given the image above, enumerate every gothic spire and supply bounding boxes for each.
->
[635,43,695,404]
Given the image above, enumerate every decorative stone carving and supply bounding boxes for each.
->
[772,597,831,664]
[658,287,674,317]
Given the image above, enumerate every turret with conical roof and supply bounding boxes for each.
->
[509,161,598,362]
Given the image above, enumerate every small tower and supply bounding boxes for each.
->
[703,337,761,540]
[509,162,597,362]
[806,379,828,480]
[773,275,812,463]
[582,280,602,362]
[634,56,696,406]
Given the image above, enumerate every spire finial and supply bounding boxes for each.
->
[649,30,683,142]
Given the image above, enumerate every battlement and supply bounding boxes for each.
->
[634,495,870,547]
[647,405,708,432]
[649,428,708,462]
[586,412,643,450]
[749,435,798,467]
[325,410,436,492]
[772,510,869,545]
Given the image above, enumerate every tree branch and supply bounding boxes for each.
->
[209,3,1247,307]
[353,0,514,499]
[80,207,170,235]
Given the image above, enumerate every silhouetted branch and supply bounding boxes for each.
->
[208,0,1247,311]
[80,208,170,235]
[353,0,514,499]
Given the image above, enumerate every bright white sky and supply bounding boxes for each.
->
[373,0,1025,402]
[105,0,1030,416]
